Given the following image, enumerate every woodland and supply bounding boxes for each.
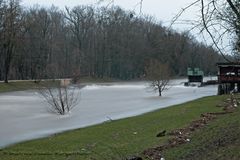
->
[0,0,224,82]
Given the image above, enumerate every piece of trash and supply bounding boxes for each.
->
[133,132,138,135]
[156,130,166,137]
[186,139,190,142]
[126,156,142,160]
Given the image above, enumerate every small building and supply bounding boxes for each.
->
[60,79,71,87]
[187,68,204,83]
[217,62,240,95]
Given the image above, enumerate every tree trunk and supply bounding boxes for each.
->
[4,68,9,83]
[158,87,162,96]
[4,48,12,84]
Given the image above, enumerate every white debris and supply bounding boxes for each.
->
[133,132,138,135]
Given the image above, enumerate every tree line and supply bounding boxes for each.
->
[0,0,224,83]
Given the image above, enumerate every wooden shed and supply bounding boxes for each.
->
[217,62,240,94]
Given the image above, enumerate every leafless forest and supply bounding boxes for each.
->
[0,0,224,83]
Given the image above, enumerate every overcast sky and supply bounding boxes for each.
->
[22,0,200,31]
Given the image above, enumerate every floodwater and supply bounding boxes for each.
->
[0,79,217,148]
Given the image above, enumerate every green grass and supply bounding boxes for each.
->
[0,95,227,160]
[0,80,60,93]
[0,81,38,93]
[163,107,240,160]
[0,77,131,93]
[0,77,115,93]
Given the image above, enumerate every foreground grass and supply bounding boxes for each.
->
[163,106,240,160]
[0,96,227,160]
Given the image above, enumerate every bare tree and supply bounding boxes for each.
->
[171,0,240,61]
[38,64,80,115]
[38,81,80,115]
[0,1,222,81]
[0,0,5,80]
[100,0,238,60]
[146,60,171,96]
[65,6,95,74]
[0,0,22,83]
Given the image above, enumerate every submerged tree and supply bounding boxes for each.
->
[38,80,80,115]
[146,60,171,96]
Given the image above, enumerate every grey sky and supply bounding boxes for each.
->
[22,0,199,31]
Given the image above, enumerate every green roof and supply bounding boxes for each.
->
[187,67,204,76]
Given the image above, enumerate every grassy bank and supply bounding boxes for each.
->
[0,80,61,93]
[0,81,39,93]
[0,77,115,93]
[0,95,231,160]
[163,104,240,160]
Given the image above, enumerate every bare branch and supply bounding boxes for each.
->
[146,60,171,96]
[38,81,80,115]
[200,0,231,62]
[170,0,200,28]
[226,0,240,21]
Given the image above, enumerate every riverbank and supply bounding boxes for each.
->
[0,76,217,93]
[0,77,119,93]
[0,80,63,93]
[1,95,237,160]
[0,81,40,93]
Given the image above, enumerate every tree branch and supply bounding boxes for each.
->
[201,0,231,62]
[170,0,200,28]
[226,0,240,21]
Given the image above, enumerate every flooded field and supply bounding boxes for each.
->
[0,79,217,148]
